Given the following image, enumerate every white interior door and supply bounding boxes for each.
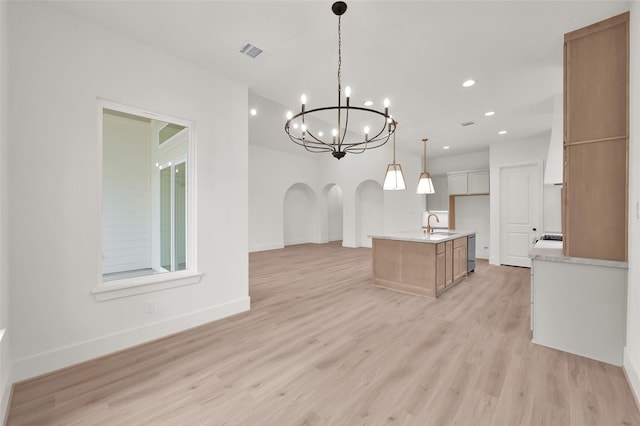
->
[500,163,541,267]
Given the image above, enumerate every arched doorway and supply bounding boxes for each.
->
[283,183,318,246]
[320,184,344,244]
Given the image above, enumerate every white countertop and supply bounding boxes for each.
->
[369,229,476,244]
[529,239,628,269]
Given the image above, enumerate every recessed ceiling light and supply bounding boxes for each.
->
[484,111,495,117]
[363,100,373,106]
[293,123,299,129]
[462,79,476,87]
[498,130,508,135]
[250,108,257,116]
[318,131,324,137]
[443,146,450,150]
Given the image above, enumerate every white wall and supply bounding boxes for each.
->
[7,2,249,381]
[427,150,490,176]
[455,195,490,259]
[248,92,424,251]
[489,137,552,265]
[0,0,11,418]
[625,0,640,406]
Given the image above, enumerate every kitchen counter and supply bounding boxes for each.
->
[369,229,476,244]
[370,230,475,298]
[529,239,628,269]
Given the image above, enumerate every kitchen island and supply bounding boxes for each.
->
[369,230,475,298]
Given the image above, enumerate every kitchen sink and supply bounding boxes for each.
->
[431,231,458,236]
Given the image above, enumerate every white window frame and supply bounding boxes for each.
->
[92,99,200,301]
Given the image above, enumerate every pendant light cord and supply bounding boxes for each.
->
[337,16,342,94]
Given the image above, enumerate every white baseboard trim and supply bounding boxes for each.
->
[0,330,13,425]
[249,243,284,252]
[624,347,640,412]
[12,297,250,383]
[342,240,357,248]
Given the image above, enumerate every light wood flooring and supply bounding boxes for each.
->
[7,242,640,425]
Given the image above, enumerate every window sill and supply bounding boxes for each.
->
[92,271,203,301]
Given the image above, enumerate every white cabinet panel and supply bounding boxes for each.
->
[448,173,467,195]
[447,170,489,195]
[468,170,490,193]
[532,258,627,366]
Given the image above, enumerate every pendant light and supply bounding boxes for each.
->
[383,128,406,190]
[416,138,435,194]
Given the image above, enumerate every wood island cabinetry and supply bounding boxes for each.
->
[372,232,470,298]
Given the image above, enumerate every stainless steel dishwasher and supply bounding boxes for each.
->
[467,234,476,273]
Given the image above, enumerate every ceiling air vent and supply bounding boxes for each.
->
[239,42,263,59]
[460,121,476,127]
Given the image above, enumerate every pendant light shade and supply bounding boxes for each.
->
[384,164,406,190]
[416,138,435,194]
[417,172,435,194]
[383,129,406,190]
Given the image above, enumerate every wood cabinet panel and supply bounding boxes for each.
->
[564,139,627,260]
[372,239,403,282]
[565,12,628,144]
[453,244,468,283]
[563,12,628,261]
[402,242,436,289]
[436,252,446,293]
[445,240,453,287]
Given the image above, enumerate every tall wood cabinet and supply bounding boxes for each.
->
[563,12,629,261]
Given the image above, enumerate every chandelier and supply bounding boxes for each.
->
[284,1,397,160]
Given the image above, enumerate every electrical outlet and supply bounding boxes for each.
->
[144,299,155,314]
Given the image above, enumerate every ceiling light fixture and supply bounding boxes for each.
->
[443,146,450,150]
[417,138,435,194]
[250,108,257,116]
[363,100,374,106]
[383,126,405,190]
[484,111,495,117]
[499,130,508,135]
[284,2,397,160]
[462,79,476,87]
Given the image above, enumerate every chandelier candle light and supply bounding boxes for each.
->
[284,1,397,160]
[416,138,435,194]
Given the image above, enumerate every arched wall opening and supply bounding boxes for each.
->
[283,183,318,246]
[321,184,344,243]
[355,180,384,248]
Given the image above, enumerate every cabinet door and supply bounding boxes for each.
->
[436,252,446,293]
[445,241,453,287]
[448,173,467,195]
[468,171,489,194]
[452,238,468,281]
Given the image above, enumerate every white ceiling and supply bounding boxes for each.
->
[48,0,631,158]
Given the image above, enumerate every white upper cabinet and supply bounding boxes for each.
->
[447,170,489,195]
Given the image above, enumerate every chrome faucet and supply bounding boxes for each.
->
[426,213,440,234]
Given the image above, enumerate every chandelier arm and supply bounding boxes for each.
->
[287,134,333,153]
[304,128,334,146]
